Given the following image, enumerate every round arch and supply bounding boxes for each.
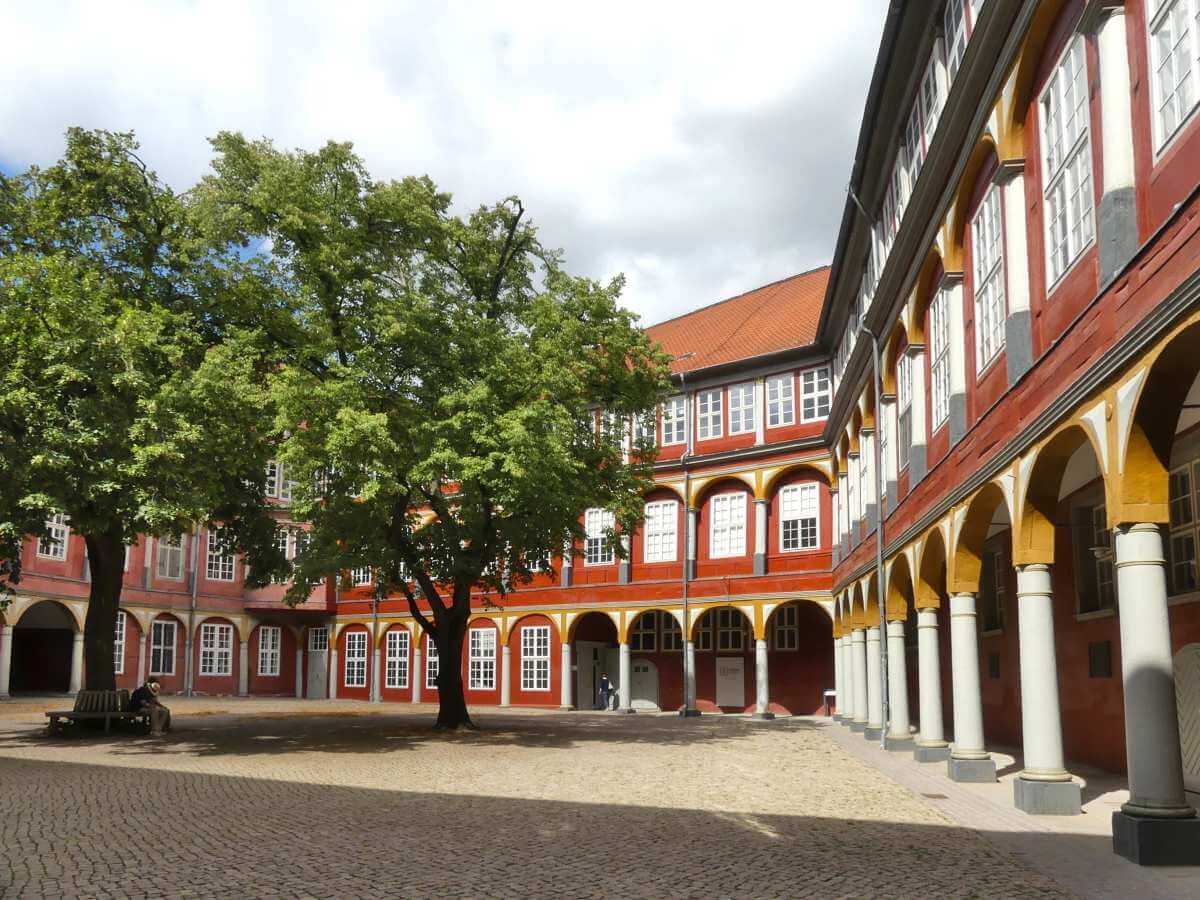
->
[567,609,619,643]
[944,134,999,273]
[690,602,753,642]
[1017,423,1107,566]
[882,321,909,396]
[886,553,915,622]
[951,480,1012,593]
[908,248,946,346]
[10,599,78,694]
[761,462,832,499]
[1001,0,1077,158]
[915,526,949,609]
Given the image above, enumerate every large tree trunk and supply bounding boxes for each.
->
[81,525,127,691]
[432,610,475,731]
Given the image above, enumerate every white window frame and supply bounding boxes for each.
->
[468,627,497,691]
[633,410,657,447]
[661,396,687,446]
[696,389,723,440]
[520,625,551,692]
[199,622,233,677]
[1147,0,1200,154]
[972,185,1007,371]
[800,366,832,422]
[266,460,297,501]
[643,499,678,563]
[727,382,755,435]
[350,566,372,586]
[780,483,820,552]
[156,534,185,581]
[150,619,177,676]
[308,626,328,653]
[709,491,747,559]
[584,508,615,565]
[425,635,440,690]
[113,610,126,675]
[944,0,968,83]
[343,630,367,688]
[1040,35,1095,288]
[929,290,951,428]
[1168,461,1200,595]
[766,374,795,428]
[630,614,657,652]
[386,629,410,689]
[258,625,281,677]
[897,352,913,471]
[919,48,943,148]
[205,531,236,582]
[37,513,69,560]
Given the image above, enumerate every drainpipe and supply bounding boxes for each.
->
[185,525,200,697]
[861,327,889,750]
[676,354,700,717]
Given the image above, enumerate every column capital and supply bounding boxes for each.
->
[992,157,1026,185]
[880,392,896,405]
[1079,0,1125,35]
[904,342,927,359]
[939,270,964,290]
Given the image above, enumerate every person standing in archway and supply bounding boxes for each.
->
[598,672,613,710]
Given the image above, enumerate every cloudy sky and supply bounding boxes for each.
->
[3,1,887,326]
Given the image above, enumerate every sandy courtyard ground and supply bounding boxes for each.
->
[0,697,1161,898]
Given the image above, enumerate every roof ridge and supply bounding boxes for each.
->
[643,264,831,331]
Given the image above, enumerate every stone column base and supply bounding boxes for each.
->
[913,744,951,763]
[753,553,766,576]
[947,756,997,783]
[1014,777,1081,815]
[751,711,775,721]
[678,707,702,718]
[849,721,866,733]
[558,705,576,711]
[615,708,636,715]
[1112,811,1200,866]
[864,726,884,741]
[884,736,915,752]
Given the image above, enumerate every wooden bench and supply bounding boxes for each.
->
[45,689,151,734]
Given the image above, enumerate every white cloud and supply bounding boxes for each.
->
[5,0,887,325]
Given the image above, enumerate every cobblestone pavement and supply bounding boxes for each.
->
[0,700,1074,899]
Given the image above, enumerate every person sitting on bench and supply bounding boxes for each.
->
[130,677,171,736]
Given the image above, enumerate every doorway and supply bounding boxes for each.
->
[306,626,329,699]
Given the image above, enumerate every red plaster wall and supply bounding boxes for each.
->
[247,624,297,696]
[505,614,561,707]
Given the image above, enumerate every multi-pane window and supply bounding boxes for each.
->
[728,383,755,435]
[930,290,951,428]
[258,625,281,677]
[37,513,69,560]
[468,628,496,690]
[150,619,176,676]
[661,396,687,445]
[660,612,683,651]
[308,626,328,652]
[643,500,678,563]
[897,352,913,471]
[979,545,1007,632]
[205,531,236,582]
[350,567,372,586]
[113,611,126,675]
[800,366,832,422]
[344,631,367,687]
[199,622,233,676]
[696,390,723,440]
[878,411,890,510]
[972,186,1007,370]
[766,374,795,427]
[386,630,410,689]
[425,636,440,690]
[1041,37,1094,286]
[1168,462,1200,594]
[903,104,923,208]
[1072,503,1116,614]
[709,492,747,558]
[520,625,551,691]
[1148,0,1200,150]
[633,410,657,447]
[944,0,968,83]
[631,614,657,651]
[157,534,184,580]
[584,508,615,565]
[780,484,819,551]
[772,604,799,651]
[920,51,942,147]
[716,608,746,651]
[265,460,296,501]
[695,615,714,651]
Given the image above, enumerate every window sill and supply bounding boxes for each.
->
[1045,238,1095,298]
[1074,607,1116,622]
[976,348,1006,382]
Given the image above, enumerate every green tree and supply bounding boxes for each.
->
[0,129,283,689]
[200,133,670,729]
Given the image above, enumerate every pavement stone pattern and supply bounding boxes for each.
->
[0,699,1072,899]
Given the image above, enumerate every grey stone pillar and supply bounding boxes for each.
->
[618,535,632,584]
[294,647,304,698]
[412,647,422,703]
[0,625,12,699]
[753,499,768,575]
[685,507,698,580]
[995,160,1034,384]
[500,644,511,707]
[906,344,929,484]
[942,272,968,448]
[752,638,773,719]
[69,633,84,694]
[238,640,250,697]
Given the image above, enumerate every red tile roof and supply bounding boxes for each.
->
[645,266,830,375]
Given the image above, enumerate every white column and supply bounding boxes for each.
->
[997,162,1032,379]
[833,635,844,718]
[685,640,697,711]
[851,628,868,725]
[371,645,382,703]
[69,632,84,694]
[686,507,698,578]
[753,638,772,718]
[1114,524,1195,818]
[860,429,876,531]
[753,377,765,445]
[1094,8,1135,197]
[837,474,850,553]
[618,642,632,711]
[294,647,303,698]
[560,540,573,587]
[847,453,860,542]
[1015,565,1071,781]
[886,619,911,743]
[881,396,899,503]
[949,592,989,759]
[943,275,967,445]
[136,629,148,686]
[412,647,422,703]
[841,632,855,721]
[916,607,947,750]
[500,644,512,707]
[753,498,768,575]
[0,625,13,698]
[866,625,884,734]
[560,642,573,708]
[238,640,249,696]
[328,648,339,700]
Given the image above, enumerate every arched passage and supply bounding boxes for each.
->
[763,600,834,715]
[916,529,955,739]
[11,600,77,693]
[692,605,754,713]
[570,611,618,710]
[625,609,682,711]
